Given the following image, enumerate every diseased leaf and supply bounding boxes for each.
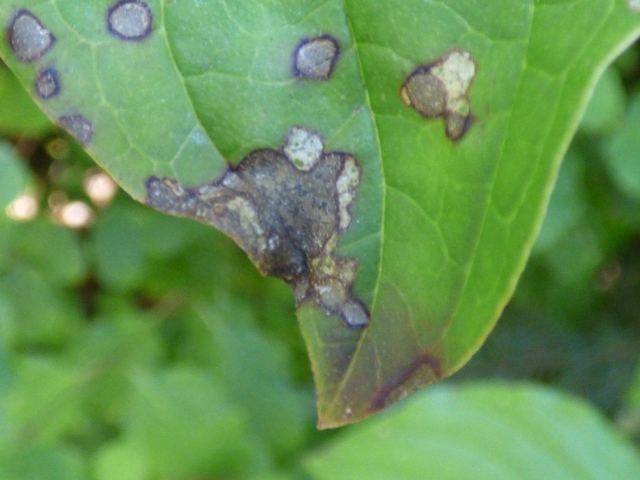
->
[1,1,640,427]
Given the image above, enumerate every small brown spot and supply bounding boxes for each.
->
[59,114,94,146]
[293,35,340,80]
[107,0,153,41]
[146,127,368,327]
[7,10,56,63]
[400,49,477,141]
[34,67,60,99]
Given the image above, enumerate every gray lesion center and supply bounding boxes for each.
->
[145,127,369,328]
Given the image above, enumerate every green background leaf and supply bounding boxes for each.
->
[1,0,639,428]
[603,92,640,199]
[0,142,28,211]
[304,382,640,480]
[0,64,53,137]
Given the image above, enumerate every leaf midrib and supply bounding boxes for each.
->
[159,0,227,184]
[323,0,388,411]
[325,0,537,411]
[155,0,388,408]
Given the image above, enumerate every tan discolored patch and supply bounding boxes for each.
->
[293,35,340,80]
[400,49,477,141]
[146,127,369,327]
[283,126,325,171]
[336,156,361,230]
[7,10,56,63]
[107,0,153,41]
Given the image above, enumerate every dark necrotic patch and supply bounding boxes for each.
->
[293,35,340,80]
[145,127,369,328]
[400,67,447,119]
[34,67,60,99]
[107,0,152,41]
[7,10,56,63]
[59,114,94,146]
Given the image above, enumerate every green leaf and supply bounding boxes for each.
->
[1,1,640,427]
[92,201,189,291]
[628,363,640,410]
[4,356,87,444]
[195,299,313,457]
[0,141,28,211]
[533,148,587,253]
[0,446,86,480]
[0,320,14,428]
[304,382,640,480]
[93,440,148,480]
[0,64,54,137]
[0,265,83,348]
[93,199,226,283]
[64,299,163,425]
[125,365,253,478]
[602,92,640,200]
[579,66,626,134]
[6,219,87,286]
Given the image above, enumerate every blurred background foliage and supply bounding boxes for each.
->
[1,39,640,479]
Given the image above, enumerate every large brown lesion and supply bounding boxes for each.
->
[145,127,369,327]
